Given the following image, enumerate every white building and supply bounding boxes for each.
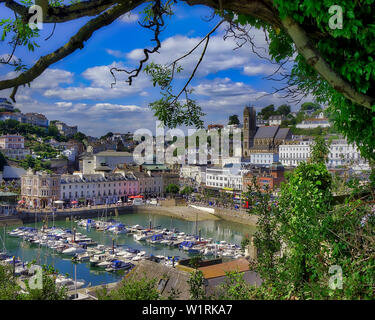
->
[0,98,14,111]
[62,148,77,162]
[0,134,30,159]
[279,139,369,168]
[328,139,368,168]
[82,150,134,174]
[0,134,24,149]
[296,118,331,129]
[268,115,285,126]
[279,140,313,167]
[180,165,207,187]
[132,171,163,197]
[61,171,138,205]
[54,121,78,137]
[205,164,243,191]
[250,152,279,165]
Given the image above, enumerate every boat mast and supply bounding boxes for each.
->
[74,263,77,299]
[195,211,198,239]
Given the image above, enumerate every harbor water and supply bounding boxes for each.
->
[1,210,256,287]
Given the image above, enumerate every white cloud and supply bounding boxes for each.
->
[118,12,139,23]
[44,62,150,100]
[4,68,73,89]
[125,25,272,78]
[191,78,315,122]
[0,54,19,66]
[55,101,73,108]
[90,103,148,113]
[106,49,128,59]
[14,97,156,136]
[243,64,277,76]
[31,69,73,89]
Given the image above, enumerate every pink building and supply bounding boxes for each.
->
[0,134,24,149]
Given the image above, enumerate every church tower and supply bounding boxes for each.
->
[243,106,257,157]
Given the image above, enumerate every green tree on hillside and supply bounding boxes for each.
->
[276,104,291,116]
[300,102,321,112]
[228,114,240,125]
[165,183,179,195]
[309,136,330,164]
[47,124,60,138]
[259,105,275,120]
[180,186,194,195]
[96,276,161,300]
[72,132,87,143]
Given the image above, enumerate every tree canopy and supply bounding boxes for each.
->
[245,138,375,299]
[228,114,240,125]
[1,0,375,159]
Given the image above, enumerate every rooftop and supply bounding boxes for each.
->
[199,258,250,279]
[95,151,133,157]
[254,126,279,139]
[275,128,291,140]
[126,260,191,300]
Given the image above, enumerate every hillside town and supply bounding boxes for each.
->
[1,0,375,305]
[0,98,368,213]
[0,96,371,301]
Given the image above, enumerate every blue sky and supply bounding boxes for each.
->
[0,2,314,137]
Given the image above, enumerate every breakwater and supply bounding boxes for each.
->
[16,205,137,224]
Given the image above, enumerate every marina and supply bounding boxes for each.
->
[0,210,255,289]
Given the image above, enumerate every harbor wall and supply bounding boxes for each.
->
[214,208,258,226]
[12,204,257,226]
[0,216,23,226]
[159,198,186,207]
[16,205,138,224]
[187,205,258,226]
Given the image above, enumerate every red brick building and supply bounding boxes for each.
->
[243,163,285,192]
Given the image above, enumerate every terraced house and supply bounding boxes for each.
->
[0,134,30,160]
[21,170,139,207]
[20,169,60,208]
[61,172,139,205]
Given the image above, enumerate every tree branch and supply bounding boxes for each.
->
[110,0,167,87]
[2,0,120,23]
[281,15,375,110]
[185,0,282,28]
[0,1,143,101]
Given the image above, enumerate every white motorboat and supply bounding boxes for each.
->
[132,255,145,261]
[89,253,108,266]
[96,258,117,269]
[55,275,85,290]
[105,260,134,272]
[72,252,91,262]
[133,233,149,241]
[137,251,146,257]
[62,246,86,256]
